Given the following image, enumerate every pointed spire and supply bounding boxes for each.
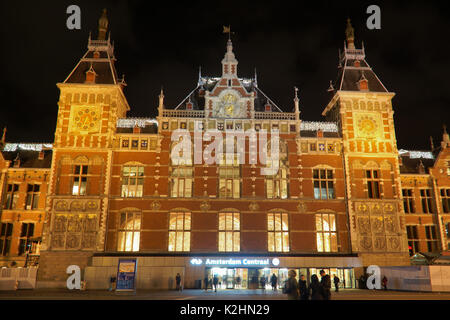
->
[294,87,300,120]
[222,31,238,76]
[198,66,204,87]
[98,8,108,40]
[254,68,258,87]
[158,87,165,110]
[442,124,450,148]
[0,127,6,149]
[430,136,435,151]
[345,18,355,50]
[418,160,425,174]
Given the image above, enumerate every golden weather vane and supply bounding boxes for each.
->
[223,25,234,40]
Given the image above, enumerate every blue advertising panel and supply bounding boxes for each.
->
[116,259,137,291]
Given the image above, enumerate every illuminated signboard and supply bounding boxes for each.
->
[190,258,280,266]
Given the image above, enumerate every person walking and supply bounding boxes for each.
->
[260,276,266,292]
[320,270,331,300]
[309,274,323,300]
[236,276,241,289]
[382,276,388,290]
[270,273,278,291]
[283,270,299,300]
[204,275,209,291]
[333,275,340,292]
[213,274,219,292]
[298,274,309,300]
[175,273,182,291]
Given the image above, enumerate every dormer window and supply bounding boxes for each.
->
[85,64,97,84]
[353,60,360,67]
[358,71,368,91]
[93,51,100,59]
[265,103,271,112]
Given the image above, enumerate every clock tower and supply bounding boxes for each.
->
[322,19,410,267]
[38,9,130,285]
[205,39,255,119]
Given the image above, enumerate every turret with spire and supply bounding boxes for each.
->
[98,8,109,40]
[0,127,6,150]
[158,88,165,116]
[345,18,355,50]
[442,124,450,148]
[221,38,238,77]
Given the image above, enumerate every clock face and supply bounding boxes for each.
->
[213,92,244,118]
[70,106,101,133]
[355,113,380,138]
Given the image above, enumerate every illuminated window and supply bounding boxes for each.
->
[3,184,19,209]
[420,189,433,213]
[316,213,338,252]
[168,212,191,252]
[313,169,335,199]
[117,212,141,252]
[18,223,35,256]
[446,223,450,250]
[25,184,40,210]
[218,212,240,252]
[267,213,289,252]
[402,189,415,213]
[425,225,438,252]
[219,154,240,199]
[171,168,193,198]
[72,165,88,195]
[440,189,450,213]
[266,160,288,199]
[121,166,144,197]
[366,170,381,199]
[0,223,13,256]
[406,225,419,256]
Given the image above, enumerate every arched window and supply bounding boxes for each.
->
[117,212,141,252]
[121,165,144,197]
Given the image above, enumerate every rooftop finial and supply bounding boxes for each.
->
[327,80,335,92]
[254,68,258,87]
[1,127,6,146]
[159,87,165,110]
[98,8,108,40]
[345,18,355,49]
[294,87,299,101]
[223,25,233,41]
[443,124,449,145]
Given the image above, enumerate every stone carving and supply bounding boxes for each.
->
[389,237,400,250]
[84,217,97,232]
[66,233,81,249]
[51,233,65,249]
[371,203,382,214]
[67,216,83,232]
[249,202,259,211]
[374,237,386,250]
[81,232,96,249]
[384,203,394,213]
[70,201,84,211]
[200,201,210,212]
[384,216,397,233]
[151,200,161,211]
[360,237,372,250]
[297,202,307,213]
[86,201,98,211]
[356,203,368,213]
[53,215,67,232]
[55,200,69,211]
[358,217,371,233]
[371,217,384,233]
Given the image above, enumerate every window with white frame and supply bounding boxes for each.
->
[267,213,289,252]
[313,169,335,199]
[316,213,338,252]
[168,212,191,252]
[72,165,88,195]
[218,212,240,252]
[121,166,144,197]
[117,212,141,252]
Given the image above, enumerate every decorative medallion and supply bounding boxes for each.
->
[389,237,400,250]
[371,217,384,233]
[249,202,259,211]
[70,201,84,211]
[297,202,307,213]
[200,201,210,212]
[371,203,382,214]
[151,200,161,211]
[357,203,368,213]
[358,217,371,233]
[86,201,98,211]
[384,216,397,233]
[55,200,69,211]
[374,237,386,250]
[384,203,394,213]
[360,237,372,250]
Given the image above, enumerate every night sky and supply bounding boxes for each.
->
[0,1,448,150]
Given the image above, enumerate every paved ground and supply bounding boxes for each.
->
[1,288,450,300]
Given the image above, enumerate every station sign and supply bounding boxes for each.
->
[190,257,280,267]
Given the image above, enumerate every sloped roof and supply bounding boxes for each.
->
[399,149,436,174]
[1,143,53,169]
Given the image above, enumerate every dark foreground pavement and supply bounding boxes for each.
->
[1,288,450,300]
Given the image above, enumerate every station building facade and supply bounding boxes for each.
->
[0,13,449,289]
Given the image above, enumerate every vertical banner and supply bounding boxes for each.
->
[116,259,137,291]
